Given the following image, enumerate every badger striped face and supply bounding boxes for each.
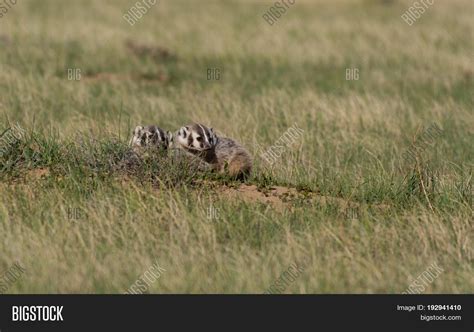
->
[130,125,170,149]
[176,123,217,151]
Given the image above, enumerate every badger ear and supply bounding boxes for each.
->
[133,126,143,135]
[167,131,174,147]
[180,126,189,138]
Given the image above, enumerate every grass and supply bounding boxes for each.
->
[0,0,472,293]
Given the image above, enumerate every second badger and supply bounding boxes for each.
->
[172,123,252,180]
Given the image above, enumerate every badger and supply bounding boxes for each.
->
[129,125,171,151]
[172,123,252,180]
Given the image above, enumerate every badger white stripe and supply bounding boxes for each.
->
[156,128,164,143]
[198,124,210,144]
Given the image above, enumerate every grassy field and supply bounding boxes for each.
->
[0,0,472,293]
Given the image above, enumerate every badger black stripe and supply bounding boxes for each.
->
[195,124,205,138]
[157,127,166,143]
[187,129,194,146]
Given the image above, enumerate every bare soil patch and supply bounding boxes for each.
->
[217,183,390,213]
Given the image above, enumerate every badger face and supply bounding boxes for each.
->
[176,124,217,151]
[130,126,144,147]
[130,125,169,149]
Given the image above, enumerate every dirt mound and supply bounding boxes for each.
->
[14,169,390,215]
[217,184,389,213]
[26,168,50,180]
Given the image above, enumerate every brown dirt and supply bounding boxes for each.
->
[216,183,390,213]
[10,170,390,214]
[25,168,50,181]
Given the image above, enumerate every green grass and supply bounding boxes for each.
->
[0,0,472,293]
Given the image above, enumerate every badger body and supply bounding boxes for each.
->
[173,123,252,180]
[211,137,253,178]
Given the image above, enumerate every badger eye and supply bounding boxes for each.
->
[196,137,203,142]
